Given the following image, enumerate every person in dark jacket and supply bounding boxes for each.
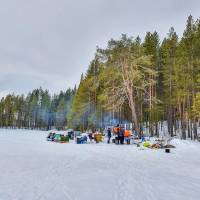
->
[107,128,112,144]
[119,127,125,144]
[88,132,94,142]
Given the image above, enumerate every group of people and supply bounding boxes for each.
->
[107,124,131,144]
[83,125,132,144]
[88,131,102,143]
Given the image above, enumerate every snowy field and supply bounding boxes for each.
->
[0,129,200,200]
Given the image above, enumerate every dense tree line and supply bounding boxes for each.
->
[1,15,200,139]
[69,15,200,139]
[0,87,75,130]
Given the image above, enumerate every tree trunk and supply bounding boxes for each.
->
[155,122,159,137]
[193,119,197,140]
[182,120,187,140]
[128,93,139,135]
[130,102,139,134]
[167,106,173,137]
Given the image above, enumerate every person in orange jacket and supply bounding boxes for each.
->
[124,129,131,144]
[124,130,131,137]
[113,124,120,144]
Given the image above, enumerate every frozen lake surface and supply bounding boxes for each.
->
[0,129,200,200]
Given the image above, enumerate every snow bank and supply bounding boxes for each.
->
[0,129,200,200]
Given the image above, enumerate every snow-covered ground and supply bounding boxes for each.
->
[0,129,200,200]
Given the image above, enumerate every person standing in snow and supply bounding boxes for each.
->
[107,128,112,144]
[113,124,120,144]
[88,132,94,142]
[119,126,125,144]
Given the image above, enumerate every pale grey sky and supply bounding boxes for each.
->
[0,0,199,97]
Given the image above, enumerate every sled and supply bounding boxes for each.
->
[76,136,87,144]
[94,133,102,143]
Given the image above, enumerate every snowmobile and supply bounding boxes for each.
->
[47,132,56,141]
[53,133,69,143]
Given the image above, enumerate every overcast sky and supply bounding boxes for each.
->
[0,0,199,97]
